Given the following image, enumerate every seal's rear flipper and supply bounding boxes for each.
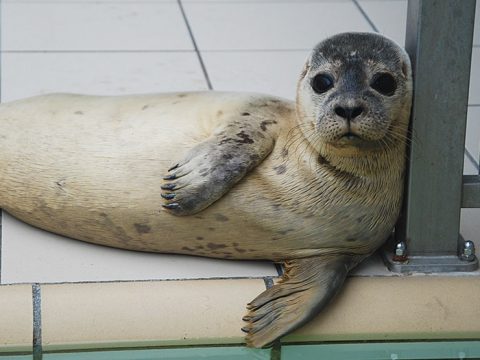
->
[242,255,351,348]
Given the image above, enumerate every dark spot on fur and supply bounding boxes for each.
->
[208,227,215,231]
[142,105,149,110]
[134,223,151,234]
[195,215,204,220]
[260,120,277,131]
[235,131,254,144]
[357,215,366,223]
[55,178,66,189]
[177,93,187,98]
[346,238,356,242]
[222,153,233,160]
[277,228,294,235]
[318,155,329,165]
[273,164,287,175]
[221,251,233,256]
[214,214,229,222]
[281,147,288,158]
[242,112,250,116]
[217,110,224,117]
[207,243,227,250]
[235,247,247,253]
[74,111,84,115]
[196,236,204,240]
[182,246,195,251]
[196,245,205,249]
[272,203,281,211]
[219,137,234,145]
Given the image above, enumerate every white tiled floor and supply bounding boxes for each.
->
[2,52,208,102]
[202,50,309,99]
[183,1,371,50]
[0,0,479,284]
[2,2,193,51]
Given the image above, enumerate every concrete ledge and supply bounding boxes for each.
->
[0,284,33,353]
[1,276,480,353]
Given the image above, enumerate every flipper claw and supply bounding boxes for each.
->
[162,203,179,210]
[161,193,176,200]
[161,183,176,191]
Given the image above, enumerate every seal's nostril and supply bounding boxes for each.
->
[351,107,363,119]
[335,107,347,118]
[335,106,363,120]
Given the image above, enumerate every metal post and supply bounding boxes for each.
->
[383,0,478,272]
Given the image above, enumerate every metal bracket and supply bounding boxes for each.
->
[382,252,479,273]
[382,236,479,273]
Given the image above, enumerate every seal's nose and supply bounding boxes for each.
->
[334,106,364,121]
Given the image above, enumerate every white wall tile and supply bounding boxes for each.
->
[358,0,407,46]
[203,50,309,99]
[183,2,372,51]
[1,212,277,284]
[1,52,207,102]
[2,2,192,51]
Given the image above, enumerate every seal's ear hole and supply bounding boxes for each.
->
[300,62,310,80]
[401,61,408,78]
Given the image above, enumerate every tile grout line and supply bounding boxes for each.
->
[32,283,43,360]
[352,0,379,33]
[177,0,213,90]
[1,48,311,54]
[2,49,196,54]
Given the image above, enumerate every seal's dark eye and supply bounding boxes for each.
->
[371,73,396,96]
[311,74,334,94]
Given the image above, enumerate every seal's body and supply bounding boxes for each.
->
[0,33,412,347]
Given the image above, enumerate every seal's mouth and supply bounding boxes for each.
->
[331,131,377,149]
[341,132,360,140]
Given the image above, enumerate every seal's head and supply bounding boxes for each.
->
[296,32,412,158]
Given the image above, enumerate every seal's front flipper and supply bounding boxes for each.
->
[161,114,278,216]
[242,255,351,348]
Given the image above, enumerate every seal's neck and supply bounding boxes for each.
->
[316,142,407,179]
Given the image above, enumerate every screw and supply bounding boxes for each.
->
[460,240,476,262]
[392,241,407,262]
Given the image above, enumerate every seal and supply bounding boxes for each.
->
[0,32,412,347]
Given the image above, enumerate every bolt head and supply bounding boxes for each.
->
[461,240,476,262]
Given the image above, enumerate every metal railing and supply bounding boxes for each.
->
[383,0,479,272]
